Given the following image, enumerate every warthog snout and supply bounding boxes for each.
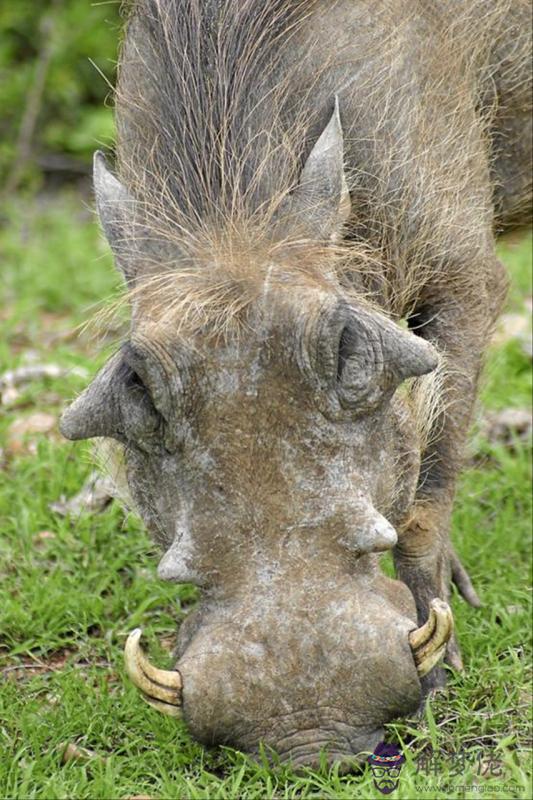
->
[125,569,453,766]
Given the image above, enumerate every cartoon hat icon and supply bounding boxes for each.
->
[368,741,406,766]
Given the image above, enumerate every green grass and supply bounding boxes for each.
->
[0,194,531,799]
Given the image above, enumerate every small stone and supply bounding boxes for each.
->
[60,742,100,764]
[7,412,57,455]
[33,530,56,545]
[49,472,114,517]
[483,408,532,446]
[491,313,529,347]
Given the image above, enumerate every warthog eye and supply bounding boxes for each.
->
[335,322,383,411]
[125,366,147,392]
[117,345,168,449]
[321,302,438,416]
[337,325,351,380]
[114,364,162,450]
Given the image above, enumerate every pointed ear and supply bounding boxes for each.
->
[93,151,140,286]
[290,97,351,241]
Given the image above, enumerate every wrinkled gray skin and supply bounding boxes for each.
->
[61,0,531,768]
[64,277,434,764]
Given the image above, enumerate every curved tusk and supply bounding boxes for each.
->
[409,598,454,678]
[124,628,182,717]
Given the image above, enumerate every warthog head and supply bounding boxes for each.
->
[61,106,452,768]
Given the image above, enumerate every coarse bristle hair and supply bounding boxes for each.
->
[117,0,324,233]
[99,0,530,340]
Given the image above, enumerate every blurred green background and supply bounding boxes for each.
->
[1,0,120,191]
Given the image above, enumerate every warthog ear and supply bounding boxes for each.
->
[94,152,178,287]
[289,96,351,241]
[93,151,139,286]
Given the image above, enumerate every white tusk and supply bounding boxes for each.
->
[124,628,182,717]
[409,598,454,678]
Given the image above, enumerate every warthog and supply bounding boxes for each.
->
[61,0,531,768]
